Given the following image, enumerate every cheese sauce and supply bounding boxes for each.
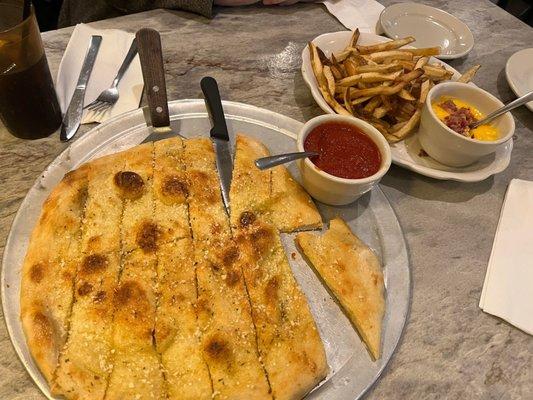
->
[432,96,499,141]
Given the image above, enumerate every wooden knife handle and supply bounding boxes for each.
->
[136,28,170,128]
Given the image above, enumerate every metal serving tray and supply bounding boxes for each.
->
[2,99,410,400]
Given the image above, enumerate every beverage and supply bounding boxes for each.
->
[0,55,61,139]
[0,3,62,139]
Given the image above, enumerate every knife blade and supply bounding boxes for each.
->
[136,28,183,143]
[201,76,233,214]
[60,35,102,142]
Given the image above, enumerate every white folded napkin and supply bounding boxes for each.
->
[480,179,533,335]
[56,24,143,124]
[321,0,385,34]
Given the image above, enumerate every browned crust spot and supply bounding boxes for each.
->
[136,221,159,253]
[225,269,240,287]
[195,297,210,315]
[250,226,275,257]
[222,246,239,267]
[265,275,280,302]
[77,282,93,296]
[80,254,108,275]
[204,335,231,363]
[187,171,218,204]
[161,175,188,201]
[210,223,222,235]
[239,211,256,228]
[29,262,45,284]
[33,311,53,343]
[114,171,145,199]
[94,290,106,303]
[114,281,147,310]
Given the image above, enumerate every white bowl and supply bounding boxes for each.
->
[419,82,515,167]
[297,115,391,206]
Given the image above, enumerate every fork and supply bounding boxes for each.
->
[84,38,138,113]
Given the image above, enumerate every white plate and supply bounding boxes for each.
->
[379,3,474,60]
[1,100,411,400]
[301,31,513,182]
[505,48,533,112]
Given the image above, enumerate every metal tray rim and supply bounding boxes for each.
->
[1,99,411,400]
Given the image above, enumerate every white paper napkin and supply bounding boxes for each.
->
[321,0,385,34]
[480,179,533,335]
[56,24,143,124]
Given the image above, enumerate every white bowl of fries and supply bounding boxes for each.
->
[301,29,481,146]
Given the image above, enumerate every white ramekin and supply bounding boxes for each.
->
[297,114,391,206]
[419,82,515,167]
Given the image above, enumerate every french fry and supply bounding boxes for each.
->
[414,56,429,69]
[457,64,481,83]
[321,85,352,115]
[397,60,415,70]
[362,96,382,114]
[330,64,344,80]
[380,94,393,110]
[396,47,441,57]
[398,68,424,83]
[308,42,324,84]
[391,121,407,131]
[400,101,416,115]
[310,41,350,117]
[343,58,359,76]
[356,37,415,54]
[350,81,408,99]
[349,28,360,48]
[350,63,403,74]
[323,66,336,97]
[398,88,416,101]
[423,65,452,79]
[343,88,354,115]
[373,106,390,119]
[330,54,345,79]
[392,109,421,139]
[418,79,431,106]
[350,96,372,106]
[369,50,414,62]
[334,47,357,62]
[337,71,402,87]
[316,46,331,66]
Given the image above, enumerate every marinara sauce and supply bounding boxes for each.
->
[304,122,381,179]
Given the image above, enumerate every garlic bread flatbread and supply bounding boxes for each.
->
[184,137,272,399]
[230,134,322,232]
[20,165,88,383]
[22,134,333,400]
[235,216,329,400]
[296,217,385,360]
[231,136,328,400]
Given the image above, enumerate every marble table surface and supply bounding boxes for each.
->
[1,1,532,399]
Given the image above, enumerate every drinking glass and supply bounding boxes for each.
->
[0,2,61,139]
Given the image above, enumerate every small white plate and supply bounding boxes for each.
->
[301,31,513,182]
[379,3,474,60]
[505,48,533,112]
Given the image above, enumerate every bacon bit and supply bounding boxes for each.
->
[444,107,477,136]
[440,99,457,113]
[291,252,296,260]
[439,99,478,136]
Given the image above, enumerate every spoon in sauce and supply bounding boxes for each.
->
[255,151,318,170]
[470,90,533,129]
